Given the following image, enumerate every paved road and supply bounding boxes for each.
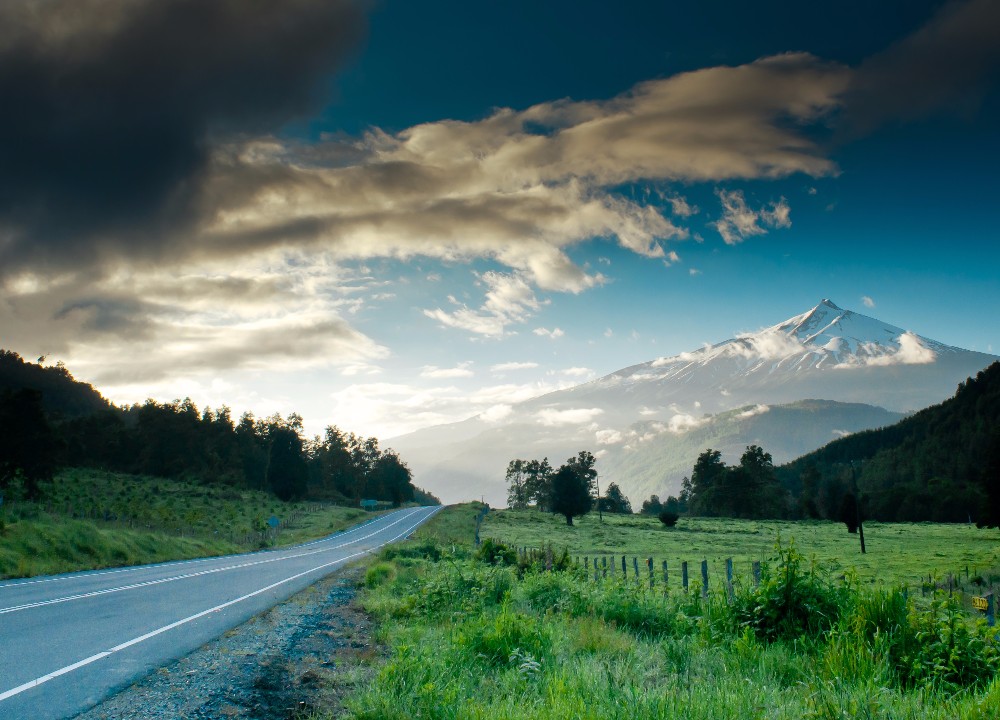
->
[0,505,439,720]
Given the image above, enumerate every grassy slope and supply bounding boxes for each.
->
[482,509,1000,588]
[0,468,378,579]
[322,505,1000,720]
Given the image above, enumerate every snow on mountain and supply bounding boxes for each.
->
[390,300,997,505]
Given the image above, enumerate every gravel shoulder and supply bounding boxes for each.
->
[74,564,377,720]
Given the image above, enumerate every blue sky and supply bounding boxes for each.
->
[0,0,997,439]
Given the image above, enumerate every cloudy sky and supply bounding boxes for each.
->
[1,0,998,440]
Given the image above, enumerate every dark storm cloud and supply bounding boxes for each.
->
[842,0,1000,137]
[0,0,368,276]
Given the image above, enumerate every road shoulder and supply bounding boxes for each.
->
[74,564,377,719]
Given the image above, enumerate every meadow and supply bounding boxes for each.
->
[0,468,376,578]
[481,509,1000,590]
[312,505,1000,720]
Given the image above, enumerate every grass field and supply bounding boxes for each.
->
[319,504,1000,720]
[481,509,1000,590]
[0,468,380,579]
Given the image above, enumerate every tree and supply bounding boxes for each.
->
[687,449,727,516]
[0,388,56,501]
[550,464,593,526]
[266,425,308,501]
[737,444,785,518]
[505,459,530,509]
[523,458,554,510]
[599,482,632,514]
[640,494,663,516]
[566,451,599,497]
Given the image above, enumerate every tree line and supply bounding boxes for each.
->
[0,351,434,507]
[505,450,633,524]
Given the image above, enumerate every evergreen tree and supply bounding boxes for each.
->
[600,482,632,513]
[550,463,593,526]
[266,425,308,501]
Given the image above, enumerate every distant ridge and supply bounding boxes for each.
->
[390,300,998,505]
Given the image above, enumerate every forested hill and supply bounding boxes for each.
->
[779,362,1000,525]
[0,350,109,418]
[0,350,433,507]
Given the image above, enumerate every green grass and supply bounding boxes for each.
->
[317,507,1000,720]
[482,510,1000,589]
[0,467,381,579]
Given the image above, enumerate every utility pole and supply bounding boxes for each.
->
[852,462,866,554]
[596,475,603,523]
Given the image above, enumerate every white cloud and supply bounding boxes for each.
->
[689,268,702,276]
[595,428,624,445]
[737,404,771,419]
[560,367,593,377]
[730,330,805,360]
[424,271,542,337]
[858,332,936,366]
[666,413,709,434]
[665,195,697,218]
[533,327,565,339]
[861,295,875,308]
[663,250,681,266]
[479,404,513,423]
[421,362,474,379]
[491,361,539,372]
[713,189,792,245]
[535,407,604,426]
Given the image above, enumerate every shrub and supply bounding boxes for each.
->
[733,540,846,642]
[658,511,679,527]
[474,538,518,566]
[901,597,999,691]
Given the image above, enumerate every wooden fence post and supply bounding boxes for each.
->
[662,560,669,589]
[682,561,689,592]
[701,560,709,599]
[622,555,627,578]
[988,592,995,628]
[633,557,640,583]
[752,561,761,587]
[648,557,654,589]
[725,558,734,601]
[602,556,608,579]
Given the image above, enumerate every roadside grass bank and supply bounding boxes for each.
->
[0,467,383,578]
[306,505,1000,719]
[482,510,1000,588]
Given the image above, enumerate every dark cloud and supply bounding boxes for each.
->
[842,0,1000,137]
[0,0,368,276]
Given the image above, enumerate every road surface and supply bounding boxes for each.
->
[0,505,439,720]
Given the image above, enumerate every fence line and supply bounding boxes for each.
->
[494,538,998,627]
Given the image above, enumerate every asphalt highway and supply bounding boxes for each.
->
[0,505,440,720]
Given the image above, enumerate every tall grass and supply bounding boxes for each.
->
[333,535,1000,719]
[0,467,383,578]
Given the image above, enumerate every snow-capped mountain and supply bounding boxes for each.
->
[390,300,997,505]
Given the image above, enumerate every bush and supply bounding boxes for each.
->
[658,511,679,527]
[733,540,846,642]
[475,538,518,566]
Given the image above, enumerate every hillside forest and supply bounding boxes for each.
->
[0,350,435,507]
[504,363,1000,527]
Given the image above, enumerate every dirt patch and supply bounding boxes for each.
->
[74,565,379,720]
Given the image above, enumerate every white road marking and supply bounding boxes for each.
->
[0,506,438,704]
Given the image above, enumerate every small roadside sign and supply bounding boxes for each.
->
[267,515,280,529]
